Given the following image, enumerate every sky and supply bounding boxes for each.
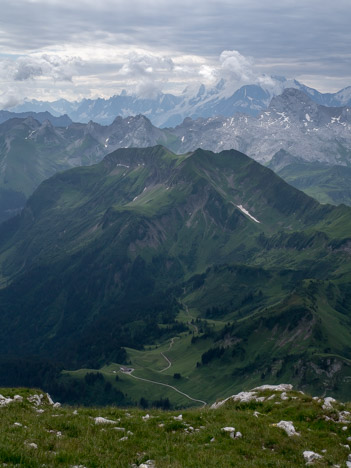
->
[0,0,350,107]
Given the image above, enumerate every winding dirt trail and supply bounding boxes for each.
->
[121,369,207,407]
[184,305,198,334]
[159,337,176,373]
[119,305,207,407]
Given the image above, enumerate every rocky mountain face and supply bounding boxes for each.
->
[0,147,351,399]
[0,114,171,222]
[2,88,351,223]
[170,88,351,165]
[298,81,351,107]
[9,77,351,127]
[1,88,351,222]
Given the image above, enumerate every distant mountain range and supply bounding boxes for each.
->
[0,110,72,127]
[0,146,351,399]
[170,88,351,165]
[8,77,351,127]
[0,114,173,222]
[1,88,351,222]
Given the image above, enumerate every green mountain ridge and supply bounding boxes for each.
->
[268,149,351,205]
[0,146,350,404]
[1,112,351,226]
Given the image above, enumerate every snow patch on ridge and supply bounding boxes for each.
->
[236,205,260,223]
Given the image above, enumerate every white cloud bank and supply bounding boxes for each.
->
[0,48,260,104]
[1,54,83,83]
[0,45,349,107]
[219,50,255,82]
[0,0,350,107]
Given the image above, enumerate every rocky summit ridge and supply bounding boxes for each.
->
[170,88,351,165]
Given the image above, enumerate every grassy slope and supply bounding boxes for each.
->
[0,146,351,402]
[0,386,350,467]
[275,162,351,206]
[63,273,351,405]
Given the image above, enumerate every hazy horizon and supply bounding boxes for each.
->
[1,0,350,108]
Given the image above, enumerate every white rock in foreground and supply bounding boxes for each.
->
[322,397,336,410]
[94,417,117,425]
[234,392,258,402]
[46,393,54,405]
[139,460,155,468]
[253,384,293,392]
[338,411,351,423]
[211,384,293,409]
[211,391,257,408]
[273,420,300,437]
[1,393,24,407]
[221,426,243,439]
[303,450,323,464]
[0,395,14,407]
[27,394,43,406]
[25,442,38,449]
[222,427,236,433]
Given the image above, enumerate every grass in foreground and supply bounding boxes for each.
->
[0,385,350,467]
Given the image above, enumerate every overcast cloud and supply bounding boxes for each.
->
[0,0,350,106]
